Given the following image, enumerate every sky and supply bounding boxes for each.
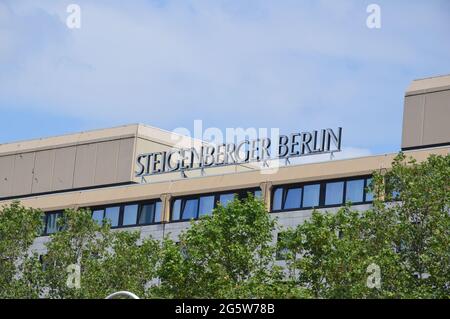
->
[0,0,449,158]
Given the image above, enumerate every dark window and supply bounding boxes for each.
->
[254,190,263,199]
[325,181,344,206]
[172,199,182,221]
[219,193,234,207]
[272,188,283,211]
[271,175,373,212]
[123,204,138,226]
[302,184,320,208]
[199,195,215,217]
[45,212,62,235]
[90,200,162,228]
[345,179,364,203]
[40,215,47,235]
[154,202,162,223]
[171,188,261,221]
[42,200,162,236]
[139,203,155,225]
[105,206,120,227]
[92,209,104,225]
[365,178,374,201]
[182,199,198,220]
[284,187,302,210]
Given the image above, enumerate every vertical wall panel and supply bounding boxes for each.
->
[402,95,424,149]
[116,138,135,183]
[12,153,35,196]
[0,155,15,197]
[73,143,97,188]
[32,150,56,194]
[94,141,120,185]
[423,90,450,145]
[52,147,76,191]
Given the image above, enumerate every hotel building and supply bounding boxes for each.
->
[0,75,449,254]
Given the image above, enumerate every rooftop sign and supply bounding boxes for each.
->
[135,127,342,177]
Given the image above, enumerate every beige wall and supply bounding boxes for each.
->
[0,123,259,198]
[0,138,136,198]
[0,124,207,198]
[402,75,450,149]
[2,146,448,214]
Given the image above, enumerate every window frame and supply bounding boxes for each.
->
[271,175,373,213]
[42,211,63,236]
[345,178,366,204]
[170,187,262,222]
[88,198,163,229]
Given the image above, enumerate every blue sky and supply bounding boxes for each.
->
[1,0,449,157]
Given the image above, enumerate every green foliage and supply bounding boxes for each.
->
[0,201,43,298]
[156,194,286,298]
[38,209,159,298]
[282,153,450,298]
[377,153,450,298]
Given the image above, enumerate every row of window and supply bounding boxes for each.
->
[272,176,373,212]
[171,189,262,221]
[42,176,373,235]
[42,190,261,235]
[43,200,162,235]
[91,201,162,228]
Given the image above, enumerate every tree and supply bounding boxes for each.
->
[155,194,298,298]
[379,153,450,298]
[89,230,160,298]
[281,153,450,298]
[0,201,43,298]
[39,208,159,298]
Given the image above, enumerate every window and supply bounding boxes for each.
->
[154,202,162,223]
[92,209,104,225]
[254,190,262,199]
[123,204,138,226]
[365,178,374,201]
[138,201,162,225]
[272,188,283,211]
[325,181,344,206]
[271,176,373,212]
[105,206,120,227]
[171,188,261,221]
[45,212,62,235]
[199,196,215,217]
[302,184,320,208]
[272,187,302,211]
[90,200,162,228]
[345,179,365,203]
[41,200,162,236]
[219,193,235,207]
[139,203,154,224]
[182,199,198,220]
[172,200,182,221]
[284,188,302,210]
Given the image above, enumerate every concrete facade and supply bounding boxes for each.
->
[402,75,450,150]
